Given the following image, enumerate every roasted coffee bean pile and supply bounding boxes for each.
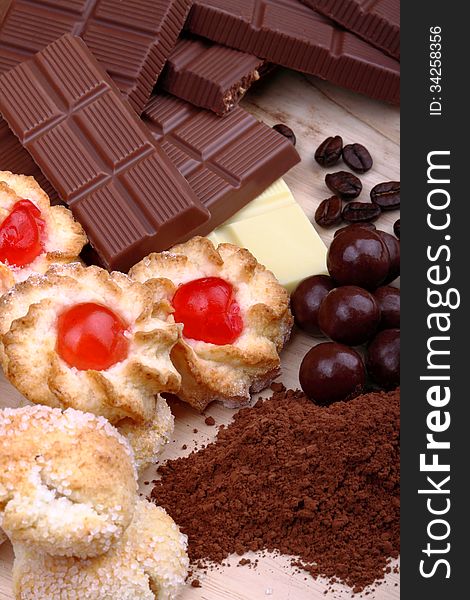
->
[314,135,400,228]
[151,387,400,593]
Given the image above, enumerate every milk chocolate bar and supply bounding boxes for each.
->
[187,0,400,104]
[0,35,210,272]
[301,0,400,59]
[161,37,265,116]
[143,93,300,234]
[0,117,57,201]
[0,0,192,113]
[207,179,327,291]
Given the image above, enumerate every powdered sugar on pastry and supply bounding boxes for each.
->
[13,499,189,600]
[0,405,137,559]
[130,237,293,411]
[0,172,86,294]
[117,396,174,474]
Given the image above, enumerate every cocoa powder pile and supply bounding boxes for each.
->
[151,387,400,592]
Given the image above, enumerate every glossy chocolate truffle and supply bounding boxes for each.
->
[334,223,376,238]
[376,230,400,284]
[291,275,335,335]
[299,342,365,405]
[366,329,400,388]
[373,286,400,329]
[318,286,380,345]
[327,228,390,290]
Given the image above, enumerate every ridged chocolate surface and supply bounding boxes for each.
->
[301,0,399,59]
[161,37,265,116]
[187,0,400,104]
[0,0,192,113]
[0,117,58,201]
[0,35,209,272]
[143,92,300,234]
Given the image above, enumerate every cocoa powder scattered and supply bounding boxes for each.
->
[152,388,400,591]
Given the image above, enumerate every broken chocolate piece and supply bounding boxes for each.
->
[161,37,265,116]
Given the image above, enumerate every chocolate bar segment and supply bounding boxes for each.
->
[160,37,265,116]
[300,0,400,60]
[0,0,192,113]
[0,117,58,201]
[143,93,300,235]
[187,0,400,104]
[0,35,209,272]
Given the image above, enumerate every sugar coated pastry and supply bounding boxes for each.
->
[130,237,293,410]
[0,405,137,558]
[117,396,174,473]
[13,498,189,600]
[0,528,6,545]
[0,172,87,294]
[0,263,181,425]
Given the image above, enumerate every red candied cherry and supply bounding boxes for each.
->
[0,200,45,267]
[57,303,129,371]
[172,277,243,345]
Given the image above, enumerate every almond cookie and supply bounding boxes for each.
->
[13,499,189,600]
[0,263,181,425]
[0,405,137,558]
[130,237,293,411]
[116,396,174,473]
[0,172,86,294]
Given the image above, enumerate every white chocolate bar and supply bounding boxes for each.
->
[207,179,327,292]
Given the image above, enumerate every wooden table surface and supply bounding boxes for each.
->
[0,69,400,599]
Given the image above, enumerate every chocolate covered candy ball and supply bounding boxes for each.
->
[376,230,400,284]
[291,275,335,335]
[299,342,365,405]
[318,286,380,345]
[374,286,400,329]
[366,329,400,388]
[327,228,390,290]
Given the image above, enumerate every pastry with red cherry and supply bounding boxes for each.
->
[130,237,293,411]
[0,263,181,469]
[0,172,87,294]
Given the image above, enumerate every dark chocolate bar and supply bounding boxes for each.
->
[143,92,300,235]
[160,37,265,116]
[187,0,400,104]
[300,0,400,60]
[0,0,192,113]
[0,35,210,272]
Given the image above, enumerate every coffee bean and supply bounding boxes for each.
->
[342,143,373,173]
[314,136,343,167]
[370,181,400,210]
[394,219,400,239]
[334,223,376,237]
[342,202,381,223]
[325,171,362,199]
[272,123,296,146]
[315,195,342,227]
